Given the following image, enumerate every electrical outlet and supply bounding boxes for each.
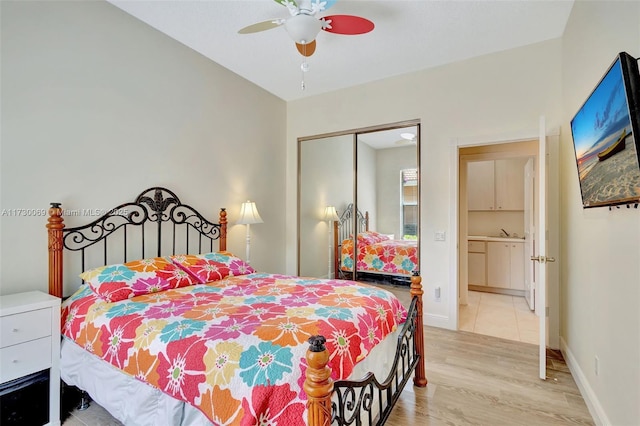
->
[595,356,599,376]
[435,231,446,241]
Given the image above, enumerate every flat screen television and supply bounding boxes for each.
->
[570,51,640,208]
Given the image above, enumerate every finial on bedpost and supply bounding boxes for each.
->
[47,203,65,298]
[219,208,227,252]
[410,271,427,387]
[304,335,333,426]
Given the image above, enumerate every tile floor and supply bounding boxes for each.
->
[62,402,123,426]
[459,290,539,344]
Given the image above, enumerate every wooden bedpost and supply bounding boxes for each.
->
[47,203,65,298]
[411,273,427,386]
[219,208,227,252]
[304,335,333,426]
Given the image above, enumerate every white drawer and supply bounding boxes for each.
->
[468,240,486,253]
[0,336,52,383]
[0,308,52,348]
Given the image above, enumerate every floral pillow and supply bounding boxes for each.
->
[357,231,389,245]
[79,257,199,302]
[170,252,255,284]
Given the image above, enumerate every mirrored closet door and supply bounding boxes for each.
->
[298,121,420,284]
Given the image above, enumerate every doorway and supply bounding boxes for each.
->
[451,125,561,380]
[458,141,538,344]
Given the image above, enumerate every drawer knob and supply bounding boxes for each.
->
[12,359,18,363]
[12,328,18,332]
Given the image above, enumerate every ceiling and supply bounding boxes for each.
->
[108,0,574,102]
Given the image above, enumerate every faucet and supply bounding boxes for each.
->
[500,228,510,237]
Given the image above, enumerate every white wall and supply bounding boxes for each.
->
[560,2,640,424]
[376,146,417,237]
[286,39,563,327]
[0,0,287,296]
[357,140,377,227]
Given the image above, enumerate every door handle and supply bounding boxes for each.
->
[530,255,556,263]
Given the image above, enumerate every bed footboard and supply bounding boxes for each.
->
[305,274,426,425]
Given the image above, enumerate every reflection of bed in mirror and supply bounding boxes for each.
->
[333,204,419,284]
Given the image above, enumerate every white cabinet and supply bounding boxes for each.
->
[0,291,61,426]
[495,159,526,211]
[467,158,527,211]
[467,161,495,211]
[468,240,486,286]
[487,241,524,289]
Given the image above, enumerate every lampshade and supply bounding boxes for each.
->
[237,200,263,225]
[323,206,339,221]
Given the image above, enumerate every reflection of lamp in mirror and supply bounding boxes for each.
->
[324,206,339,278]
[237,200,263,265]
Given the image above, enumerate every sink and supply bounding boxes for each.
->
[469,235,524,240]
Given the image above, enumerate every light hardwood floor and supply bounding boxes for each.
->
[63,284,594,426]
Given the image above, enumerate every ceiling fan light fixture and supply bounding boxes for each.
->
[284,13,322,44]
[400,132,416,141]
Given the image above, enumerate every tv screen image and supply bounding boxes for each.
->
[570,52,640,208]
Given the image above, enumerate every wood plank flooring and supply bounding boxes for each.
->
[378,284,594,426]
[386,326,594,425]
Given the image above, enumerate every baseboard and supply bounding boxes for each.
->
[425,313,455,330]
[560,337,610,426]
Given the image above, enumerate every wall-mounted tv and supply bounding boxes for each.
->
[570,51,640,208]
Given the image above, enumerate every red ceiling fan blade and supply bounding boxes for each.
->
[321,15,374,35]
[296,39,317,57]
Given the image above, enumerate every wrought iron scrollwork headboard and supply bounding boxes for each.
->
[332,203,369,277]
[47,187,227,298]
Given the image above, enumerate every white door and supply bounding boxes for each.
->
[534,116,554,380]
[524,158,535,310]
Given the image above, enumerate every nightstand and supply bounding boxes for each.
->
[0,291,61,426]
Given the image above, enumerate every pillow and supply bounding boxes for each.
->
[357,231,389,245]
[79,257,199,302]
[170,252,255,284]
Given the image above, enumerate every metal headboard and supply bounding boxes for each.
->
[47,187,227,298]
[332,203,369,277]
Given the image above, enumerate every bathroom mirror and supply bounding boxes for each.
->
[298,121,420,284]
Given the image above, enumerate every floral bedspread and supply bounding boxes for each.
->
[341,239,418,276]
[61,273,407,425]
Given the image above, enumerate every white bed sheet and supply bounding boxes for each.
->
[61,326,402,425]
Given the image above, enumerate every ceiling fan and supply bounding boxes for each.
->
[395,132,417,146]
[238,0,375,57]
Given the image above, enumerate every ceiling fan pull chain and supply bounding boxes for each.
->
[300,41,309,90]
[301,60,310,90]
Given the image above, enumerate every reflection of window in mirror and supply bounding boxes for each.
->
[401,169,418,240]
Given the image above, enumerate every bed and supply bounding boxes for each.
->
[333,204,419,283]
[46,187,426,426]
